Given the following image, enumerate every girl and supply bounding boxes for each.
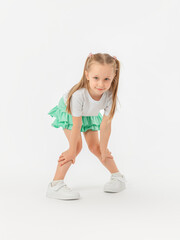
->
[46,52,127,200]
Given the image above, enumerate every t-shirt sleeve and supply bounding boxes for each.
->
[70,92,83,117]
[104,92,113,116]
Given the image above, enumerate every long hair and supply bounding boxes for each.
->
[65,52,121,123]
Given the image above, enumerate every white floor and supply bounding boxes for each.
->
[1,157,180,240]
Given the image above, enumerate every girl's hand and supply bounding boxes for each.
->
[101,148,114,162]
[58,149,76,166]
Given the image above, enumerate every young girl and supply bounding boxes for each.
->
[46,52,127,200]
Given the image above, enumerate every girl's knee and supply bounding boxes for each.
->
[88,144,100,155]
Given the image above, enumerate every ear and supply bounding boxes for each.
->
[85,70,89,80]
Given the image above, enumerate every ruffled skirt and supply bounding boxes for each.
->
[48,96,103,132]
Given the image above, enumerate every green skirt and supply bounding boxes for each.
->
[48,96,103,132]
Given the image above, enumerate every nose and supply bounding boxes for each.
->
[97,82,104,89]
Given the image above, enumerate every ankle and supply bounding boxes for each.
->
[111,171,123,177]
[51,179,64,187]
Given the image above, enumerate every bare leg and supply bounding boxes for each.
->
[92,145,119,173]
[53,129,82,181]
[53,162,72,180]
[83,130,119,174]
[53,147,81,180]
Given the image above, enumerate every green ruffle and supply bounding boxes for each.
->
[48,97,103,132]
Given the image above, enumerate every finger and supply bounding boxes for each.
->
[59,162,65,166]
[60,159,72,166]
[58,156,66,161]
[58,159,64,162]
[107,153,113,157]
[59,160,67,166]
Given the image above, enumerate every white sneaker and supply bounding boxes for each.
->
[104,174,127,193]
[46,181,80,200]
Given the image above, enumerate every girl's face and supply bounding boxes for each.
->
[85,63,115,98]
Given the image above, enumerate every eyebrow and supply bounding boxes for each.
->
[94,75,111,77]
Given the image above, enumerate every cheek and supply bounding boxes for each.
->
[91,81,96,86]
[106,82,111,86]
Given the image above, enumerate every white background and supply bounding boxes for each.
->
[0,0,180,239]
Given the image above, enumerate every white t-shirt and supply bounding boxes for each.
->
[62,87,113,117]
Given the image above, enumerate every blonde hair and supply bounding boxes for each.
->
[65,52,120,123]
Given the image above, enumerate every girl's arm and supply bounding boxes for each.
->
[69,116,82,154]
[100,115,112,154]
[100,124,111,154]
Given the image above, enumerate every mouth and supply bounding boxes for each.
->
[96,88,104,91]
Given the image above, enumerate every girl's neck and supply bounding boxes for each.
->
[87,86,104,101]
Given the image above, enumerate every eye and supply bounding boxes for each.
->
[94,77,110,80]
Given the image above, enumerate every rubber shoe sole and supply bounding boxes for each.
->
[46,183,80,200]
[104,182,126,193]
